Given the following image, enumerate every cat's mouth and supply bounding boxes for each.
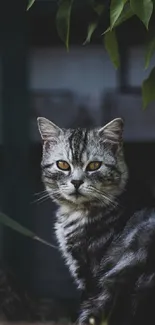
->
[69,190,84,197]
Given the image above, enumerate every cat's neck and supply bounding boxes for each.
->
[57,197,125,232]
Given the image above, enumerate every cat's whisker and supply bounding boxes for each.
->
[88,186,117,208]
[31,193,50,204]
[102,191,118,207]
[33,189,47,197]
[31,188,57,204]
[34,190,46,195]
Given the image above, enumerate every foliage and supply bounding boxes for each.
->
[104,29,120,68]
[0,211,56,249]
[142,67,155,108]
[27,0,155,104]
[27,0,35,11]
[56,0,73,51]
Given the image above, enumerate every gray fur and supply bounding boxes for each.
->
[38,117,155,325]
[37,117,128,209]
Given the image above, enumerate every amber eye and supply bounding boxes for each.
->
[86,161,102,171]
[56,160,70,171]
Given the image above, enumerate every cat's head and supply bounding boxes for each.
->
[37,117,128,208]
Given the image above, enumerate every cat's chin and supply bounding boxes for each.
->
[61,192,106,208]
[64,193,88,204]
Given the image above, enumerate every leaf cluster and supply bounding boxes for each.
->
[27,0,155,109]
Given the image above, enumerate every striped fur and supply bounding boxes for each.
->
[38,117,155,325]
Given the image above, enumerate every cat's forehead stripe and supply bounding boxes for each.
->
[79,129,88,160]
[68,128,88,162]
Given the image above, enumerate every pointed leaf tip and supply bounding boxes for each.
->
[27,0,35,11]
[145,36,155,69]
[110,0,127,29]
[0,212,56,249]
[142,67,155,109]
[83,22,98,45]
[130,0,153,29]
[103,4,134,35]
[104,30,120,69]
[56,0,73,50]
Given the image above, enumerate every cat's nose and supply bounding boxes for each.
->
[71,179,84,189]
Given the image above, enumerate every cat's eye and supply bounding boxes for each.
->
[86,161,102,171]
[56,160,70,171]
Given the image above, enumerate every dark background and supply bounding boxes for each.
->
[0,0,155,321]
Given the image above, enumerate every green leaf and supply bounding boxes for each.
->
[101,321,108,325]
[84,0,104,45]
[104,4,134,34]
[145,36,155,69]
[142,67,155,108]
[104,30,120,68]
[27,0,35,11]
[90,0,105,16]
[130,0,153,29]
[114,4,134,26]
[56,0,73,50]
[110,0,127,29]
[0,212,57,249]
[83,22,98,45]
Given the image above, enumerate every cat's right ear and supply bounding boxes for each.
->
[37,117,62,141]
[98,118,124,144]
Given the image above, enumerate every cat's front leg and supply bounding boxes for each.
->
[78,302,104,325]
[78,291,110,325]
[78,299,101,325]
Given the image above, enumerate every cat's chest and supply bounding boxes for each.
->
[55,208,113,282]
[55,208,114,260]
[55,214,87,262]
[55,210,88,289]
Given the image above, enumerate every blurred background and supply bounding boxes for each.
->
[0,0,155,322]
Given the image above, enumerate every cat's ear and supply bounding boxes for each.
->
[98,118,124,144]
[37,117,62,141]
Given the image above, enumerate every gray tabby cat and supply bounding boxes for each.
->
[37,117,155,325]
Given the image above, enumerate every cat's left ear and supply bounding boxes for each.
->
[98,118,124,144]
[37,117,62,141]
